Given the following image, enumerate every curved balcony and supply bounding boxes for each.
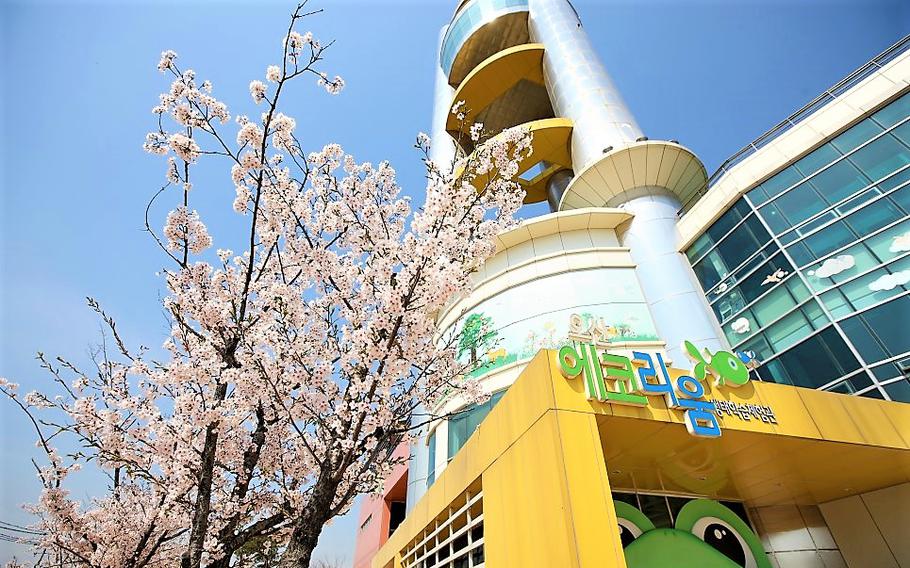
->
[446,44,552,150]
[441,0,530,87]
[467,117,573,205]
[558,140,708,210]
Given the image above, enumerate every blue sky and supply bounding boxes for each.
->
[0,0,906,564]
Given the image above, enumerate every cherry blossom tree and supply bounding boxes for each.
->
[1,3,530,568]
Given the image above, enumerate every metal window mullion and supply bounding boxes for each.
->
[789,215,910,271]
[780,181,910,252]
[783,163,910,240]
[832,290,910,324]
[753,113,910,212]
[714,270,799,325]
[863,348,910,369]
[744,193,877,384]
[730,293,819,349]
[689,211,759,266]
[701,241,779,299]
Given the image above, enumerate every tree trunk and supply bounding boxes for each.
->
[182,382,228,568]
[279,482,337,568]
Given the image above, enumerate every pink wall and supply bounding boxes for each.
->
[352,442,409,568]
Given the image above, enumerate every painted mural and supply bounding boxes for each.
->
[615,496,771,568]
[448,268,660,377]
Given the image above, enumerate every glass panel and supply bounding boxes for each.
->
[801,221,856,261]
[890,183,910,213]
[427,431,436,487]
[858,295,910,358]
[788,276,812,303]
[794,143,841,177]
[779,229,799,245]
[820,288,853,318]
[751,285,798,327]
[758,201,791,235]
[865,219,910,262]
[891,121,910,148]
[840,315,889,362]
[638,494,672,529]
[709,242,777,303]
[831,119,884,154]
[466,404,486,434]
[768,180,826,229]
[843,197,902,236]
[768,327,861,389]
[804,242,875,291]
[797,211,837,236]
[693,252,729,293]
[447,413,468,460]
[737,334,775,364]
[848,134,910,182]
[803,299,829,328]
[715,289,747,323]
[871,362,902,381]
[836,187,880,215]
[877,165,910,192]
[753,165,804,205]
[727,254,795,308]
[871,92,910,128]
[839,267,901,311]
[686,232,713,262]
[810,159,869,204]
[725,309,757,345]
[759,358,793,385]
[859,388,885,400]
[765,310,812,351]
[692,217,770,289]
[715,215,771,269]
[883,379,910,403]
[824,372,873,394]
[706,200,752,243]
[787,240,815,268]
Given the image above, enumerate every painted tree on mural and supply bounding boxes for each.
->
[0,4,532,568]
[457,312,499,367]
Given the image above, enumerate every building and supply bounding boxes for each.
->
[353,1,910,567]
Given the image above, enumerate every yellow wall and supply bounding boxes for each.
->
[373,349,910,568]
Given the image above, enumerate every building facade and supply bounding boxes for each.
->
[353,1,910,567]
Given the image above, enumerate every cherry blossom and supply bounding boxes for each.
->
[3,4,532,568]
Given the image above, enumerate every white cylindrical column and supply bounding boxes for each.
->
[617,192,728,365]
[528,0,642,172]
[429,25,457,169]
[405,402,429,513]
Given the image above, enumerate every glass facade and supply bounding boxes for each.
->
[686,92,910,400]
[440,0,529,75]
[428,390,506,489]
[447,390,506,461]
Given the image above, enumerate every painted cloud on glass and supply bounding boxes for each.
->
[809,254,855,278]
[731,317,751,335]
[890,231,910,253]
[868,270,910,292]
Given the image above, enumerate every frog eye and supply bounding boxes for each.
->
[691,516,756,568]
[675,500,770,568]
[613,501,655,549]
